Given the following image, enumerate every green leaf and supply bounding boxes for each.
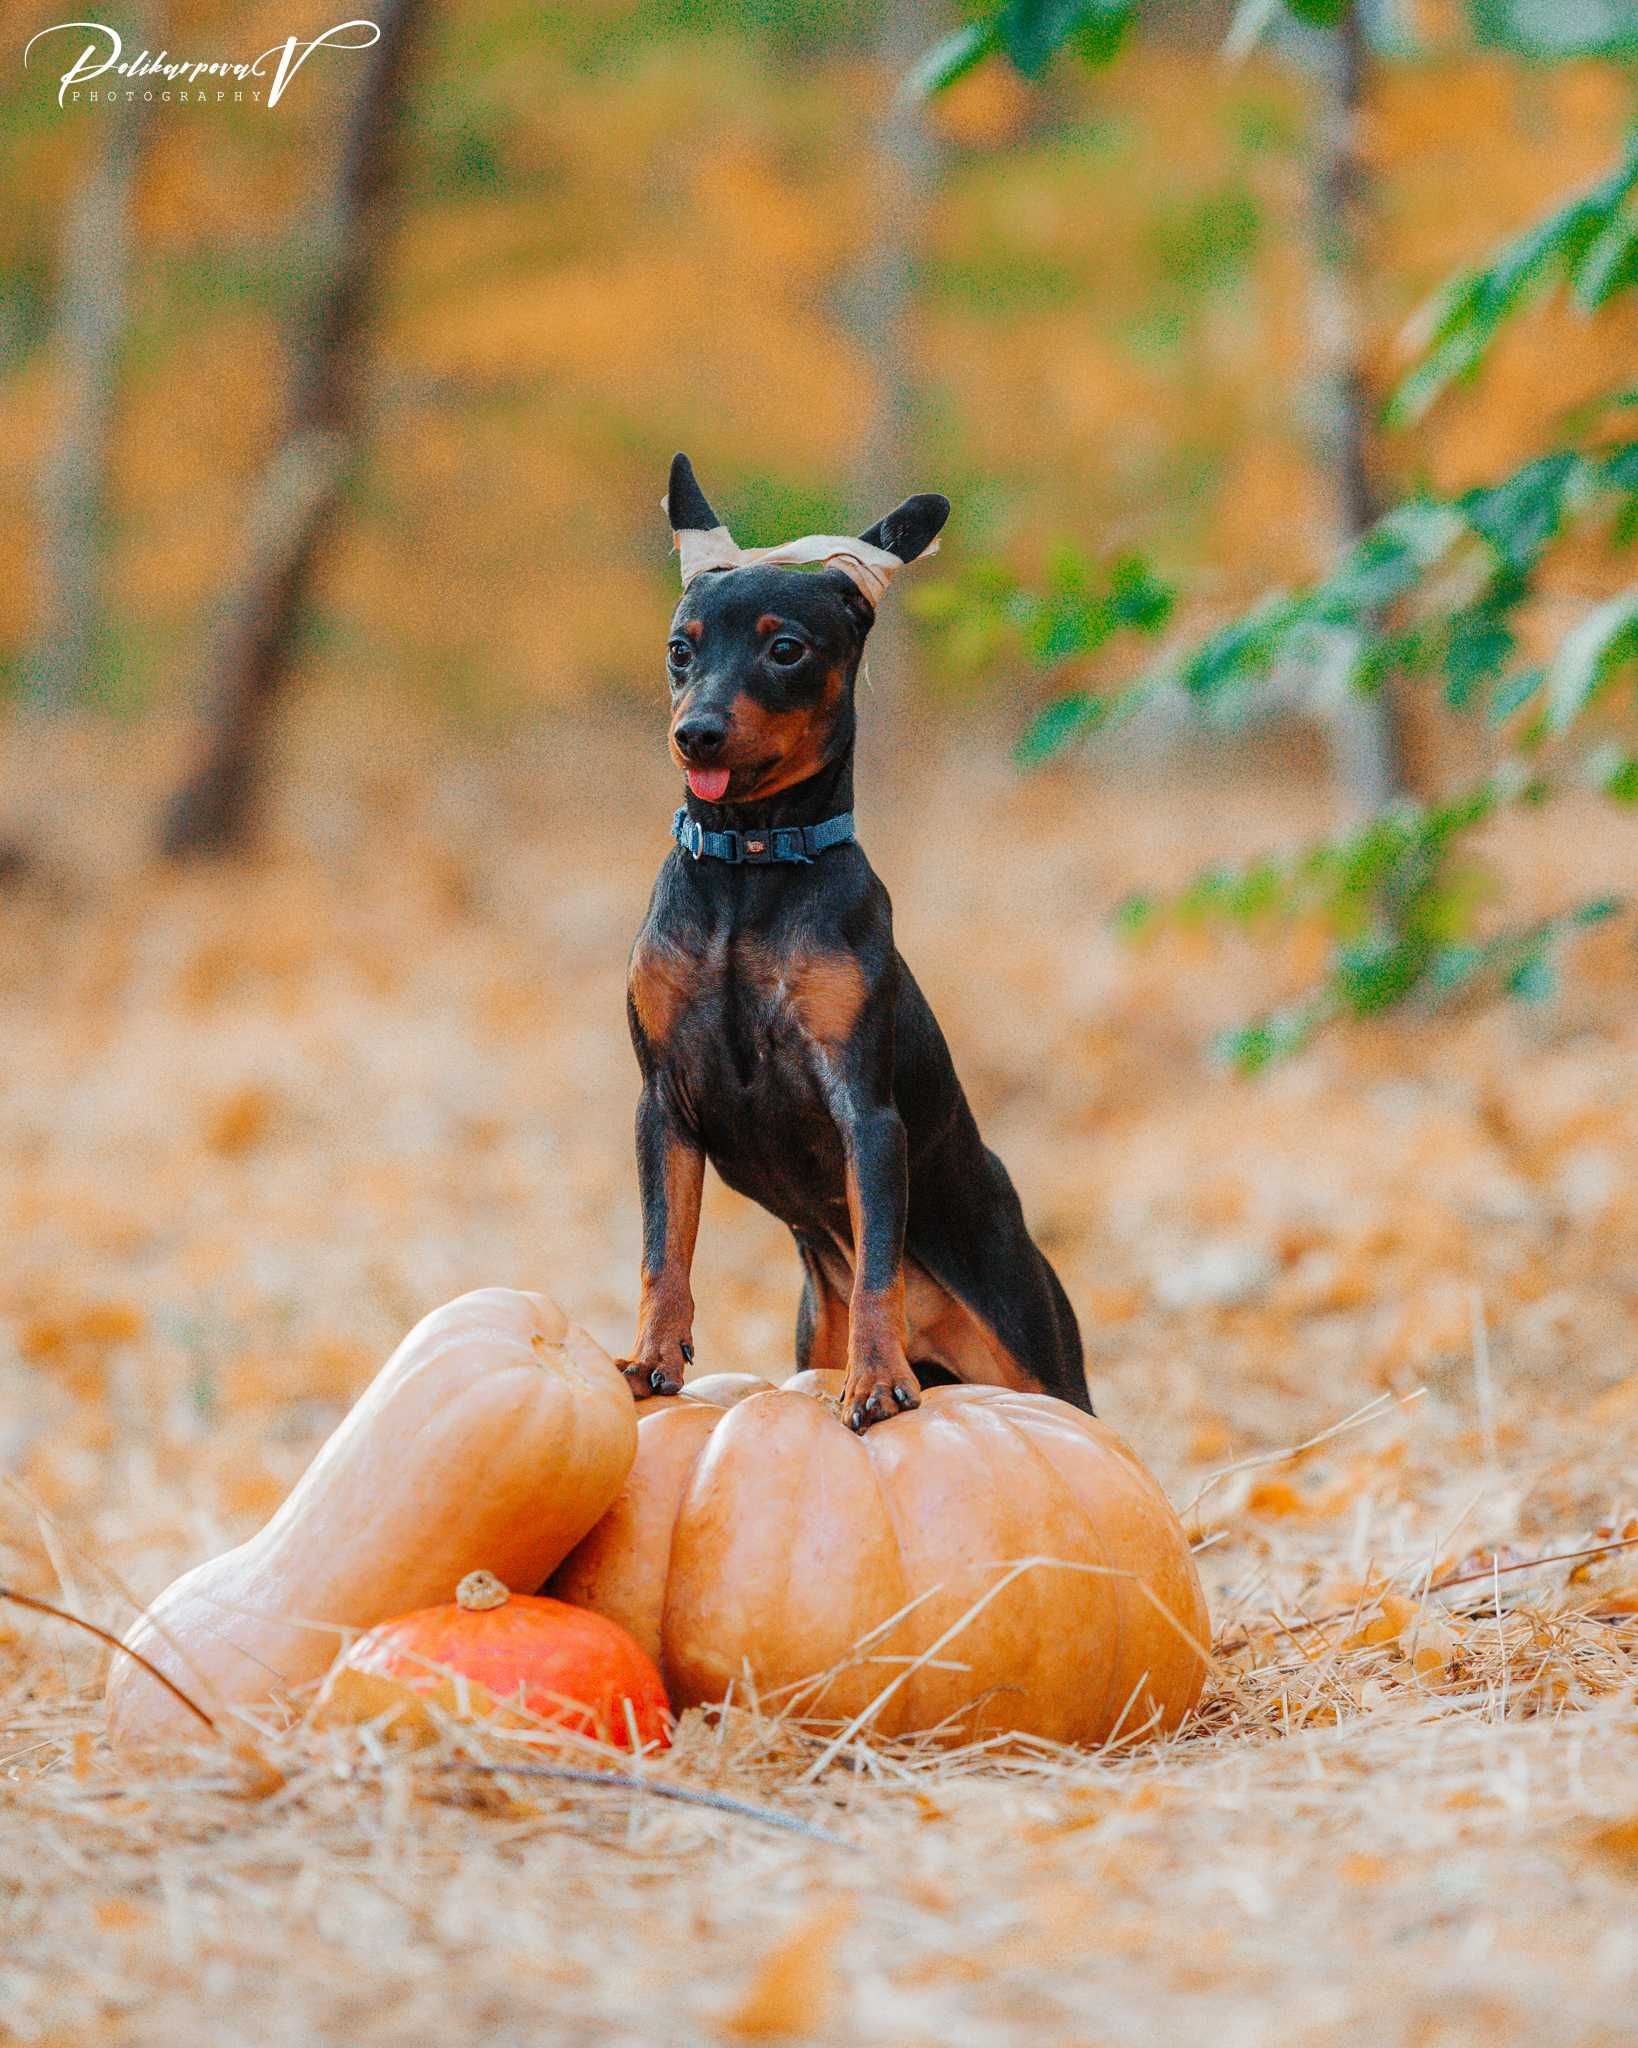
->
[1174,594,1301,698]
[1000,0,1118,77]
[1487,665,1545,725]
[1335,936,1427,1015]
[1463,453,1580,571]
[1285,0,1349,23]
[1443,608,1515,707]
[1214,998,1326,1076]
[1591,746,1638,803]
[903,18,1002,98]
[1107,555,1175,632]
[1426,944,1484,996]
[1111,892,1156,939]
[1606,760,1638,803]
[1544,590,1638,732]
[1602,441,1638,495]
[1326,505,1458,613]
[1216,1020,1277,1075]
[1072,3,1131,64]
[1016,691,1106,762]
[1573,212,1638,312]
[1506,948,1556,1003]
[1389,130,1638,423]
[1472,0,1638,58]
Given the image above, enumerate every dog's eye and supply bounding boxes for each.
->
[767,637,806,667]
[667,638,693,670]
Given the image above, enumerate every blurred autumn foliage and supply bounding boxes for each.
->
[1,1,1634,723]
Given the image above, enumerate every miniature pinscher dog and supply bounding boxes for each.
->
[619,453,1089,1433]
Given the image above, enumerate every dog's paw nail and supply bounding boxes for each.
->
[679,1340,694,1365]
[848,1405,866,1433]
[894,1384,917,1409]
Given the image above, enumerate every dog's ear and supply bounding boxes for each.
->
[667,452,722,536]
[859,492,950,565]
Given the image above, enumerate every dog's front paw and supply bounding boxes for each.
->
[840,1360,920,1433]
[618,1338,693,1401]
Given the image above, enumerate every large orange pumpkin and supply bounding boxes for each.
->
[550,1371,1209,1749]
[319,1571,671,1750]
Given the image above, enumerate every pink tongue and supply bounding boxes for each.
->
[687,766,731,802]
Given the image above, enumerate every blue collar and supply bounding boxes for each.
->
[672,806,854,866]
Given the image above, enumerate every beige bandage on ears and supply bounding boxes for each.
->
[663,510,938,609]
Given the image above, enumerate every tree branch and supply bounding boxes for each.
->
[159,0,429,858]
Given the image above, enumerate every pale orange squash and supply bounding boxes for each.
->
[549,1372,1210,1750]
[107,1289,637,1757]
[319,1570,671,1751]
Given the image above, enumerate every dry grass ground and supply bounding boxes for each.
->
[2,699,1636,2047]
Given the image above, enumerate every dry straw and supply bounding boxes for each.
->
[6,722,1638,2040]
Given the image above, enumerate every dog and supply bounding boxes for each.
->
[618,453,1089,1433]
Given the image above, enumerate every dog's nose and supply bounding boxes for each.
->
[674,715,728,762]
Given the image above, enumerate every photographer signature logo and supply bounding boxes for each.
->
[23,18,381,109]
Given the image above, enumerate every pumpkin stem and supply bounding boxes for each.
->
[456,1570,510,1612]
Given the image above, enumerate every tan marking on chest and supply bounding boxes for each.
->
[629,936,700,1048]
[739,944,866,1048]
[790,952,867,1046]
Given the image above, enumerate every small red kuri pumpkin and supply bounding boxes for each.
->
[319,1570,671,1750]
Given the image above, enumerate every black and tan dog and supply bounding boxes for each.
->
[620,453,1088,1432]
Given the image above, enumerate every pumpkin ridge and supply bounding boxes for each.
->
[652,1407,723,1697]
[856,1420,919,1730]
[869,1397,1062,1743]
[997,1401,1208,1739]
[987,1402,1130,1743]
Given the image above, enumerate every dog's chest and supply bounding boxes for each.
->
[629,908,865,1231]
[631,928,842,1092]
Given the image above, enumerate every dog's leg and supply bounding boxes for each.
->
[794,1234,849,1372]
[835,1101,920,1432]
[619,1085,703,1398]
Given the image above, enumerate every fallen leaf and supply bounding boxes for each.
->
[203,1085,277,1157]
[1411,1617,1460,1679]
[1343,1593,1417,1650]
[719,1898,854,2040]
[1245,1478,1309,1519]
[1583,1819,1638,1881]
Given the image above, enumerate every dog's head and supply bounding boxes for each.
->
[663,453,948,805]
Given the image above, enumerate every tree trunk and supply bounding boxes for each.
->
[28,41,149,713]
[159,0,429,858]
[1310,0,1407,813]
[843,0,942,788]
